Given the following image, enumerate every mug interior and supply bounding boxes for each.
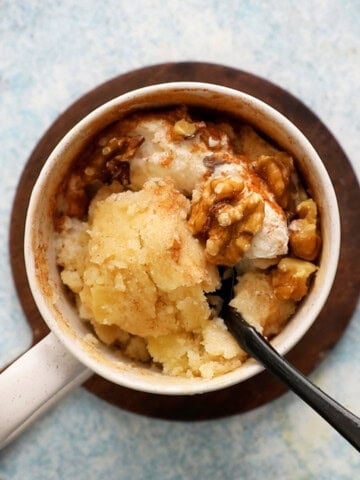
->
[24,82,340,395]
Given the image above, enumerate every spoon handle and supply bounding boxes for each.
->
[226,306,360,452]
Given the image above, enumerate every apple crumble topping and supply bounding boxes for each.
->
[55,106,321,379]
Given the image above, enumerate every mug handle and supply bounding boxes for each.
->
[0,332,91,449]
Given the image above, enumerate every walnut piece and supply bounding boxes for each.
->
[188,174,265,266]
[173,118,198,137]
[289,199,321,260]
[101,135,144,160]
[271,257,317,301]
[236,125,307,210]
[252,153,294,208]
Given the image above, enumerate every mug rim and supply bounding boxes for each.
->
[24,81,341,395]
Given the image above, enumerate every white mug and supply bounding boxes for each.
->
[0,82,340,448]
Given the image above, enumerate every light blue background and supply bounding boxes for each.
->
[0,1,359,478]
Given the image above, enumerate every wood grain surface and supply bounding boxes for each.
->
[8,62,360,420]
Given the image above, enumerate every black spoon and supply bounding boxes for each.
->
[220,268,360,452]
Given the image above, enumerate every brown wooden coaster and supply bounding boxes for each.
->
[8,62,360,421]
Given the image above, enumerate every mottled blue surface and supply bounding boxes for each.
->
[0,1,359,478]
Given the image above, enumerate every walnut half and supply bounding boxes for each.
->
[188,174,265,266]
[289,199,321,261]
[252,153,294,209]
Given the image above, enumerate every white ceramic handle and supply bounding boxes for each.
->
[0,332,92,449]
